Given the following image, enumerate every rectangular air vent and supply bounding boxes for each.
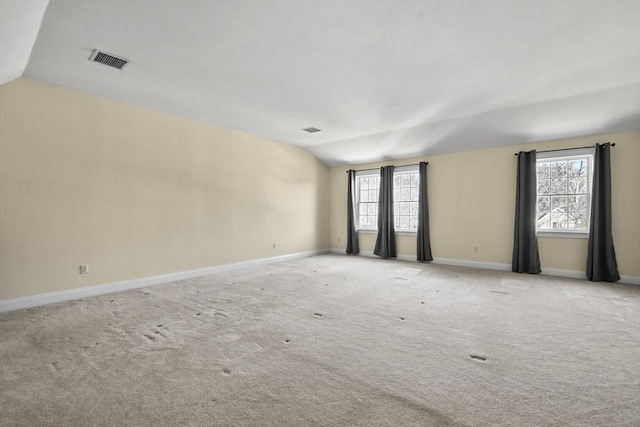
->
[89,49,129,70]
[302,127,321,133]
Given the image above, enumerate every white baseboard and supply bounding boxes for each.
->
[619,275,640,286]
[3,248,637,313]
[328,248,640,285]
[330,249,417,262]
[330,248,512,271]
[432,257,512,272]
[0,249,329,313]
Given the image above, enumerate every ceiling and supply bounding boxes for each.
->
[1,0,639,166]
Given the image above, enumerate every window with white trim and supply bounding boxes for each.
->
[536,149,593,234]
[393,170,420,231]
[355,167,419,232]
[356,173,379,230]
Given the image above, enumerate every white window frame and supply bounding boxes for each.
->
[393,165,420,234]
[536,148,594,239]
[354,166,420,234]
[355,170,380,232]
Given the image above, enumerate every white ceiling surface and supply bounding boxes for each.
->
[9,1,640,166]
[0,0,49,85]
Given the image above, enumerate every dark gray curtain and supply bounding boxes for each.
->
[417,162,433,261]
[346,169,359,255]
[512,150,541,273]
[374,166,396,258]
[586,143,620,281]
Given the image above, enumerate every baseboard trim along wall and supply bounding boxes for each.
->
[0,249,329,313]
[3,248,638,313]
[328,248,640,286]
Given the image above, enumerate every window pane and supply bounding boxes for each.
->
[537,163,550,180]
[401,189,410,201]
[550,162,567,178]
[538,180,550,195]
[410,216,418,230]
[550,212,567,229]
[394,175,402,187]
[568,195,587,212]
[369,190,378,202]
[568,178,578,194]
[550,178,567,194]
[409,202,418,216]
[359,204,367,215]
[360,190,368,203]
[399,216,410,229]
[401,174,411,186]
[410,187,419,200]
[360,178,368,190]
[568,160,587,177]
[361,216,368,228]
[551,196,567,212]
[576,177,587,193]
[537,196,550,213]
[367,216,377,229]
[399,202,409,215]
[410,174,419,186]
[367,203,376,216]
[538,213,551,229]
[568,213,587,230]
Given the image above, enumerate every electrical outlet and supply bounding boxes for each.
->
[272,243,276,249]
[337,237,341,243]
[79,264,89,274]
[473,247,479,253]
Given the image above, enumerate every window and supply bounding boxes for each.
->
[356,174,379,230]
[536,149,593,235]
[393,170,419,231]
[355,167,419,232]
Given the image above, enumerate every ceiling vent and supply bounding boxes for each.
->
[302,127,321,133]
[89,49,129,70]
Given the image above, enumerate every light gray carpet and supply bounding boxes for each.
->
[1,254,639,426]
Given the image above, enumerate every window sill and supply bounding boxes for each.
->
[357,229,378,234]
[537,231,589,239]
[356,229,417,235]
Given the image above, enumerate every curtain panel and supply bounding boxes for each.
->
[512,150,541,273]
[586,143,620,281]
[346,169,359,255]
[417,161,433,261]
[374,166,396,258]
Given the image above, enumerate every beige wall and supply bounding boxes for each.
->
[329,131,640,278]
[0,78,329,300]
[1,78,638,302]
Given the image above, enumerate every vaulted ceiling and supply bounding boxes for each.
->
[1,0,639,166]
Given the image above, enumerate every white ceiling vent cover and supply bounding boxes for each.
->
[89,49,129,70]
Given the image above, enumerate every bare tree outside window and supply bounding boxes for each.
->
[355,170,419,232]
[394,172,419,231]
[357,175,379,229]
[537,157,590,231]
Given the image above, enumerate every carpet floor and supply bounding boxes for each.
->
[1,254,639,426]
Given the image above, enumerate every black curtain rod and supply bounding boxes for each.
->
[345,162,427,173]
[514,142,614,156]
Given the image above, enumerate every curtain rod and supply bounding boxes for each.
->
[514,142,614,156]
[345,162,427,173]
